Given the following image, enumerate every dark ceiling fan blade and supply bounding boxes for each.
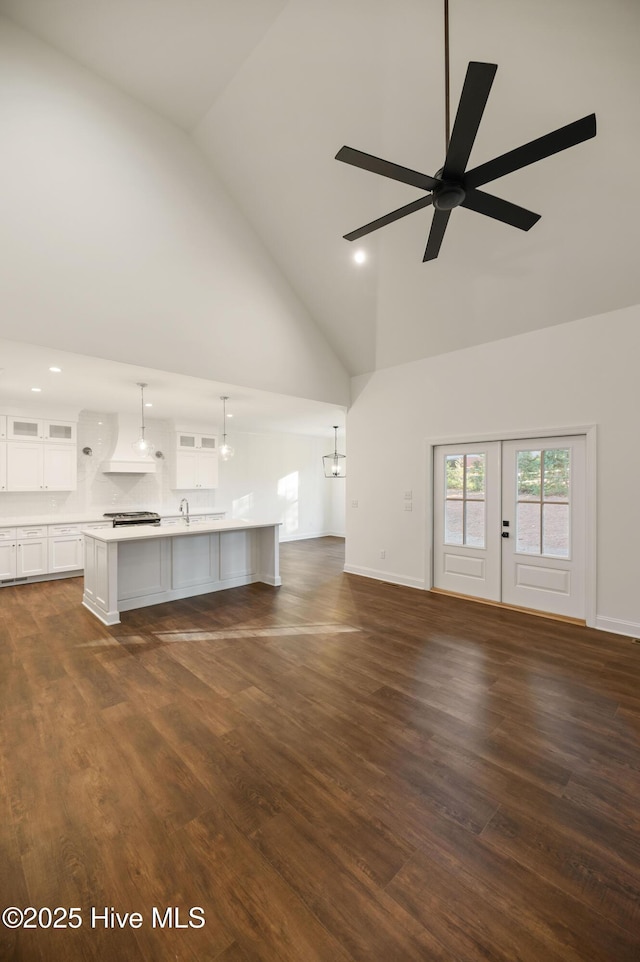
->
[335,146,441,192]
[462,188,540,230]
[464,113,596,189]
[423,209,451,261]
[442,62,498,180]
[344,194,434,241]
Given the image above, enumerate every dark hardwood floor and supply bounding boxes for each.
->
[1,536,639,961]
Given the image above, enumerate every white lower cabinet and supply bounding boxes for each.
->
[49,523,84,573]
[0,537,17,579]
[0,523,85,582]
[0,442,6,491]
[16,528,47,577]
[17,541,47,577]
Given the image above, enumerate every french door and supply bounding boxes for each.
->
[433,435,586,619]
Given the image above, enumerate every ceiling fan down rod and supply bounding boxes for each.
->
[444,0,451,151]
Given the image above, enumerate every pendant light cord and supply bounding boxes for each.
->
[444,0,451,151]
[138,382,147,440]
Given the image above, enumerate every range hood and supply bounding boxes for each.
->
[101,414,156,474]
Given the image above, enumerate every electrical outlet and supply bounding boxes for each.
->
[404,490,412,500]
[404,503,413,511]
[351,500,358,508]
[380,549,386,559]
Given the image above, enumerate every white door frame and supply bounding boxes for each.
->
[425,424,597,627]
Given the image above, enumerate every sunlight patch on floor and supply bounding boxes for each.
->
[77,624,360,648]
[156,624,360,642]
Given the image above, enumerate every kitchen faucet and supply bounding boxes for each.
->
[179,498,190,525]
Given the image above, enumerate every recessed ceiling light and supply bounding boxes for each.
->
[353,249,366,265]
[227,413,233,418]
[145,402,152,407]
[49,366,61,373]
[31,387,42,392]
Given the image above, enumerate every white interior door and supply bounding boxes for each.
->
[433,442,501,600]
[501,436,586,619]
[433,435,586,619]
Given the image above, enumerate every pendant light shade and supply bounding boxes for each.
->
[132,382,154,457]
[219,395,234,461]
[323,425,346,478]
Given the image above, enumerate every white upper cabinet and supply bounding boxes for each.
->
[6,442,77,491]
[43,444,77,490]
[1,413,78,492]
[173,430,218,490]
[173,450,218,490]
[6,442,42,490]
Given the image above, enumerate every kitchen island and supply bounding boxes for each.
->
[82,519,281,625]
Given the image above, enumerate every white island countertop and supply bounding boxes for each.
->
[81,518,278,543]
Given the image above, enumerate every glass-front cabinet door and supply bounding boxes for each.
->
[7,416,44,441]
[44,421,76,443]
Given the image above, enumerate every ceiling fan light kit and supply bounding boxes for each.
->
[336,5,596,262]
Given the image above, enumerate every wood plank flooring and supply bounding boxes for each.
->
[1,536,639,961]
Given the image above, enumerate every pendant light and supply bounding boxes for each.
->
[219,395,234,461]
[323,425,346,478]
[132,382,154,457]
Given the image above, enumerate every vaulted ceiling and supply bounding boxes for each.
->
[0,0,638,395]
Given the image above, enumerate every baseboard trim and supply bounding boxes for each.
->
[280,532,344,543]
[595,615,640,639]
[343,564,425,590]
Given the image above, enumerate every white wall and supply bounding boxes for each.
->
[346,303,640,638]
[0,17,349,407]
[0,412,345,539]
[213,431,345,541]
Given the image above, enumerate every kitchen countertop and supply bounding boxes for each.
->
[0,510,226,528]
[83,519,280,543]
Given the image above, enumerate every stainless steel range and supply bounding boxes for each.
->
[103,511,161,527]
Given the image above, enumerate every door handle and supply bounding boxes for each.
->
[501,532,509,538]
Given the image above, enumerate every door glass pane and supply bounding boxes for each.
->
[445,500,463,545]
[465,501,485,547]
[445,455,463,498]
[444,453,486,548]
[543,449,570,501]
[517,450,541,499]
[517,502,541,554]
[465,454,485,500]
[543,503,570,557]
[515,447,572,557]
[200,437,216,449]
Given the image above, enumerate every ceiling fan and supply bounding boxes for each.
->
[335,7,596,262]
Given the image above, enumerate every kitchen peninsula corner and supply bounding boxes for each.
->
[82,519,281,625]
